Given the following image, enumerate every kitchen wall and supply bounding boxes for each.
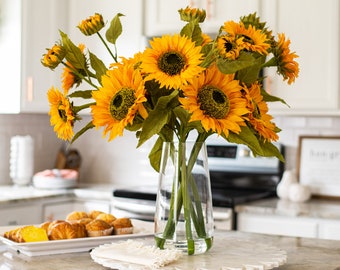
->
[0,113,339,187]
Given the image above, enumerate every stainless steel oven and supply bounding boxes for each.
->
[112,136,284,230]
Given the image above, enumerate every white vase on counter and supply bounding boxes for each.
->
[9,135,34,186]
[276,170,297,200]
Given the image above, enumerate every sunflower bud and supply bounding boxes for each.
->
[41,44,66,70]
[179,6,206,23]
[77,13,105,36]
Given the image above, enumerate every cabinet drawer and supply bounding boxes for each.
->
[0,204,41,226]
[318,221,340,240]
[237,213,318,238]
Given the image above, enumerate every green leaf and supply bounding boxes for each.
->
[148,137,164,172]
[236,55,266,84]
[226,126,284,161]
[71,121,95,144]
[258,140,285,162]
[68,90,93,99]
[261,88,290,107]
[105,13,124,45]
[137,90,178,147]
[59,30,86,69]
[226,126,263,155]
[89,51,107,85]
[180,21,203,45]
[216,52,256,74]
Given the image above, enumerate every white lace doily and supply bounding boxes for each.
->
[91,237,287,270]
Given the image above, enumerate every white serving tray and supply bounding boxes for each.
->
[0,219,154,257]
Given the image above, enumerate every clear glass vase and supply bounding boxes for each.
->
[154,140,214,255]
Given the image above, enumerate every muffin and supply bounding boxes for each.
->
[85,219,113,237]
[95,213,116,225]
[88,210,104,219]
[77,217,93,226]
[112,218,133,235]
[66,211,88,222]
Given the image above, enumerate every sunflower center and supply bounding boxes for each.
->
[58,103,67,122]
[110,87,136,121]
[223,39,233,52]
[241,35,254,44]
[198,85,230,119]
[158,51,186,76]
[252,100,261,119]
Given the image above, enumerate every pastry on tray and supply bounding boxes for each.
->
[4,225,48,243]
[66,211,89,222]
[95,213,116,225]
[85,219,113,237]
[2,210,134,242]
[112,218,134,235]
[48,221,77,240]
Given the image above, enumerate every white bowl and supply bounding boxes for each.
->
[33,169,78,189]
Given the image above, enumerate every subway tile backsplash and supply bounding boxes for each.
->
[0,113,339,186]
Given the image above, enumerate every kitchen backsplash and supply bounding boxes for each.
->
[0,113,340,186]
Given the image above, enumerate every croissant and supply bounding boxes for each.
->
[48,222,77,240]
[71,223,87,238]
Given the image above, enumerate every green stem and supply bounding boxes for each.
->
[61,62,98,89]
[179,141,195,254]
[96,32,118,63]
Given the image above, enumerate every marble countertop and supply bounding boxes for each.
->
[0,230,339,270]
[235,197,340,220]
[0,184,115,204]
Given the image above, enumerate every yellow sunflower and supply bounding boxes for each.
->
[140,34,204,90]
[91,65,147,141]
[62,44,86,93]
[41,44,65,70]
[275,33,299,84]
[201,33,213,46]
[47,87,75,141]
[216,35,244,60]
[77,13,105,36]
[243,83,278,141]
[179,65,248,136]
[222,21,270,55]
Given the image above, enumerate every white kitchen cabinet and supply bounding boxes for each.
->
[0,203,41,226]
[20,0,69,113]
[318,220,340,240]
[144,0,261,36]
[237,212,340,240]
[262,0,340,115]
[237,212,318,238]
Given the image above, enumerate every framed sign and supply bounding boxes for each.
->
[297,136,340,198]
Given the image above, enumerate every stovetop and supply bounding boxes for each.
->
[112,185,277,209]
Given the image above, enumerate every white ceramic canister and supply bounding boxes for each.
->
[9,135,34,186]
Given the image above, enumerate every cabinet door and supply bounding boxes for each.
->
[237,213,318,238]
[318,220,340,240]
[144,0,261,36]
[262,0,340,114]
[0,204,41,226]
[21,0,69,113]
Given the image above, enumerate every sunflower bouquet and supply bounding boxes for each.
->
[41,7,298,254]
